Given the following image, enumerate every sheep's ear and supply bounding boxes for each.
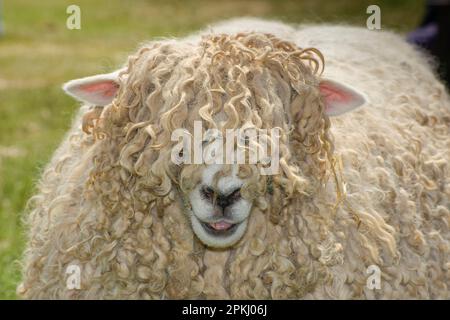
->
[319,79,367,116]
[63,70,121,106]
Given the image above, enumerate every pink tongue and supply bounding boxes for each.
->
[210,221,233,230]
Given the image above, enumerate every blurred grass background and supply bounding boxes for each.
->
[0,0,424,299]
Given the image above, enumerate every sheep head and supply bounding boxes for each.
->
[63,33,366,249]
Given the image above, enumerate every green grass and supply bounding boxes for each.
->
[0,0,424,299]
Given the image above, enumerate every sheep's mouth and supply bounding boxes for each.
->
[201,220,240,236]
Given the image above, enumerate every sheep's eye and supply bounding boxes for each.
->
[201,187,214,199]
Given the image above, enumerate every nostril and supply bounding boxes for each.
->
[229,188,241,201]
[201,186,215,201]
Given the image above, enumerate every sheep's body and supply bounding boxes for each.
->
[19,18,450,299]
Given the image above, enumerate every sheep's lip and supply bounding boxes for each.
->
[201,220,239,236]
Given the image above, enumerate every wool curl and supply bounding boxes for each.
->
[18,25,450,299]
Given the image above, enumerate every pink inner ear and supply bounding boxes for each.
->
[80,81,119,97]
[319,81,353,106]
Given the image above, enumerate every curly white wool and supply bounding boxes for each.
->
[18,18,450,299]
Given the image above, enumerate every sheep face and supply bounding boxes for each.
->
[187,164,252,248]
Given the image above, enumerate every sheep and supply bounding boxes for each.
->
[18,18,450,299]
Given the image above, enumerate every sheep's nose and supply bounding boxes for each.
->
[201,186,241,210]
[216,195,231,209]
[217,188,241,210]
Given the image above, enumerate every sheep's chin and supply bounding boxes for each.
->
[190,215,248,248]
